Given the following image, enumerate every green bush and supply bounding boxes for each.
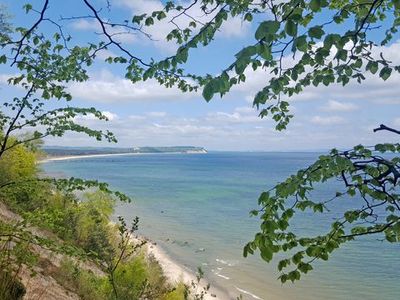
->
[0,271,26,300]
[163,282,188,300]
[57,256,185,300]
[56,259,108,300]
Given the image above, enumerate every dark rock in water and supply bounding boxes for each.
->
[161,210,164,213]
[165,238,170,242]
[152,242,157,246]
[172,240,189,247]
[211,294,217,297]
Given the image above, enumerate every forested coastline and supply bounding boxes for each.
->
[0,142,202,300]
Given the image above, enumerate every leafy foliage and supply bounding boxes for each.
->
[0,6,116,160]
[120,0,400,130]
[245,137,400,282]
[11,1,400,130]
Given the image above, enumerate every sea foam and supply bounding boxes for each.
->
[235,286,263,300]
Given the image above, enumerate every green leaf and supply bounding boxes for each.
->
[298,263,313,274]
[366,61,379,74]
[288,270,301,282]
[202,82,214,102]
[308,26,324,39]
[259,45,272,60]
[255,21,280,40]
[260,247,273,262]
[235,46,257,59]
[353,59,362,69]
[244,13,253,22]
[23,3,33,13]
[335,49,347,61]
[309,0,321,12]
[0,55,6,64]
[132,14,146,24]
[285,20,297,37]
[379,67,392,81]
[145,17,154,26]
[294,35,308,52]
[156,11,166,20]
[279,274,288,283]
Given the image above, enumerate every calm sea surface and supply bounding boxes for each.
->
[42,152,400,300]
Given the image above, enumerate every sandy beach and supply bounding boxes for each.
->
[39,152,139,163]
[40,150,207,163]
[145,240,230,300]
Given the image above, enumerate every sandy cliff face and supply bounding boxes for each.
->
[0,202,101,300]
[19,266,80,300]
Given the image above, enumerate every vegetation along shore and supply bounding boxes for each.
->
[1,144,226,299]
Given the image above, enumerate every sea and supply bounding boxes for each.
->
[42,152,400,300]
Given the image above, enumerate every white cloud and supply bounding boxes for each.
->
[0,74,12,84]
[206,106,260,124]
[117,0,163,13]
[128,115,146,121]
[74,111,118,122]
[102,111,118,121]
[320,100,358,112]
[45,105,281,150]
[68,70,198,103]
[147,111,167,117]
[310,116,346,126]
[43,103,397,151]
[217,16,251,38]
[244,95,254,103]
[71,19,98,31]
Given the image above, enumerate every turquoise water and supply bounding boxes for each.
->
[42,152,400,300]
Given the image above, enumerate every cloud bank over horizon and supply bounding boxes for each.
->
[1,1,400,151]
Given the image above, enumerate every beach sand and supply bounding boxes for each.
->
[40,152,139,163]
[145,240,230,300]
[40,151,206,163]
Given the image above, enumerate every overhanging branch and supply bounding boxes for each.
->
[373,124,400,135]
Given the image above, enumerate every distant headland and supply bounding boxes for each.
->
[42,146,207,158]
[131,146,207,154]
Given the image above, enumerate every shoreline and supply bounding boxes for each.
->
[40,151,207,163]
[39,152,140,163]
[142,237,231,300]
[41,154,230,299]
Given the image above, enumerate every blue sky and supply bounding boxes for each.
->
[1,0,400,151]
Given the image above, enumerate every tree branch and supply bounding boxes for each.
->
[10,0,49,66]
[373,124,400,135]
